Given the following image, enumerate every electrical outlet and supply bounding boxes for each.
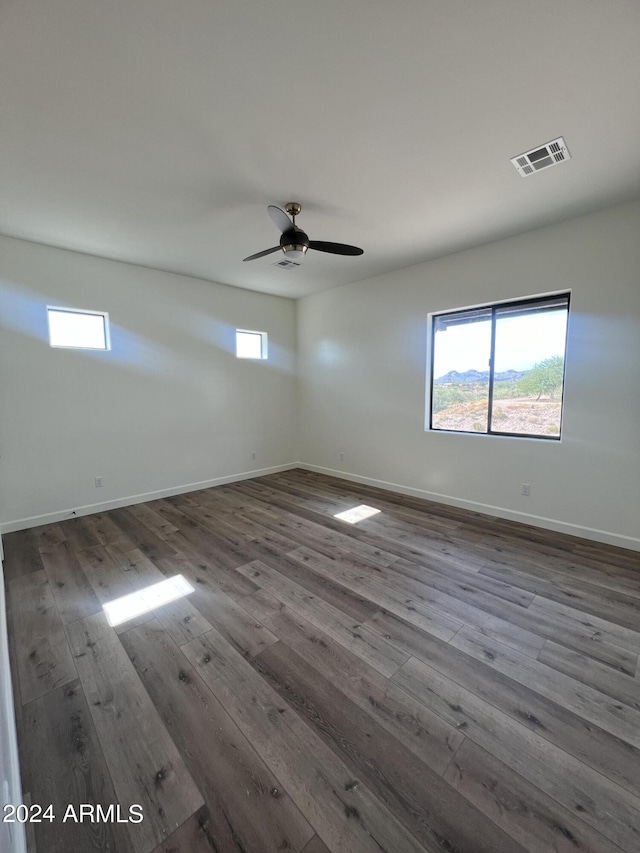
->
[251,451,256,460]
[95,476,104,488]
[339,452,344,462]
[521,483,530,496]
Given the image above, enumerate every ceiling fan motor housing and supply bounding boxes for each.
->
[281,228,309,259]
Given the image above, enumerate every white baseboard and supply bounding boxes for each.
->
[0,562,27,853]
[3,459,638,553]
[0,463,298,535]
[299,463,640,553]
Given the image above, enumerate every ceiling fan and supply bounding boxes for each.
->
[243,202,364,263]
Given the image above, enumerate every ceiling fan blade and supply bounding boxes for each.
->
[242,246,281,262]
[308,240,364,256]
[267,205,293,233]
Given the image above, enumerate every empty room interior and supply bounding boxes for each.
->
[1,3,640,853]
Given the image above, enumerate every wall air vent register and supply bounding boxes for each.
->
[511,137,570,177]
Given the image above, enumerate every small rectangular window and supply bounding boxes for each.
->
[48,307,109,350]
[428,292,569,439]
[236,329,268,359]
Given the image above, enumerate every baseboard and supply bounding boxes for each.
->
[4,459,638,553]
[298,463,640,553]
[0,463,298,534]
[0,562,27,853]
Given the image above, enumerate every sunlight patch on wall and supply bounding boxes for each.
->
[103,575,194,627]
[333,505,381,524]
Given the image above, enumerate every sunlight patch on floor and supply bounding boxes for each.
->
[333,505,381,524]
[103,575,194,626]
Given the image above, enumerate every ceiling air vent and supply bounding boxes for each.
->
[511,137,570,177]
[272,259,301,270]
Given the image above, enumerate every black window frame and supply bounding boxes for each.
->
[428,292,570,441]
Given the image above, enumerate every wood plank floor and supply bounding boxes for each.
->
[3,468,640,853]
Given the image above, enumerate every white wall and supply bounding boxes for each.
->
[2,203,639,549]
[0,236,297,529]
[298,200,640,550]
[0,554,26,853]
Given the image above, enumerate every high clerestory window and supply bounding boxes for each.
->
[427,292,570,439]
[47,307,110,350]
[235,329,268,359]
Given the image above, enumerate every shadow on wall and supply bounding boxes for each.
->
[0,282,175,376]
[0,282,295,376]
[178,307,296,374]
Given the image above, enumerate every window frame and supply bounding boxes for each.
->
[235,329,268,360]
[426,291,570,441]
[47,306,111,351]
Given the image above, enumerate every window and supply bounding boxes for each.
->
[236,329,268,359]
[428,292,569,439]
[47,307,109,350]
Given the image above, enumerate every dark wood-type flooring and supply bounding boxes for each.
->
[3,468,640,853]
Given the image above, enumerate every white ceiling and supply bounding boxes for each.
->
[2,0,640,299]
